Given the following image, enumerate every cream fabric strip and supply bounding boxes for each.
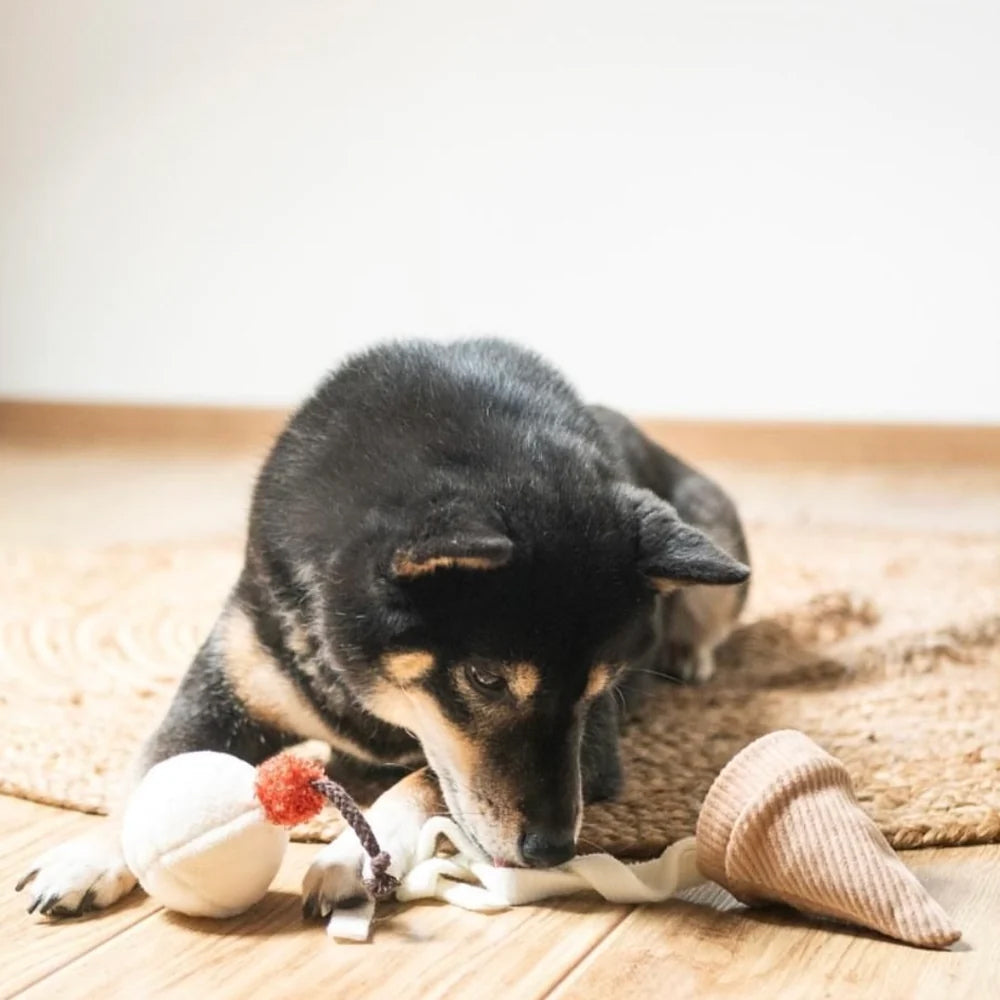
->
[327,817,705,942]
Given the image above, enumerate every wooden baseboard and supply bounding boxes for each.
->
[0,401,289,454]
[1,400,999,466]
[639,418,1000,467]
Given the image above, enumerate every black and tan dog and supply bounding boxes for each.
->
[18,339,749,918]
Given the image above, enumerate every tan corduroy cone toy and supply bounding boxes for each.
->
[695,730,960,948]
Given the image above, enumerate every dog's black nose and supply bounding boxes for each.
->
[518,827,577,868]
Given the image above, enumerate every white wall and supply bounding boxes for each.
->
[1,0,998,422]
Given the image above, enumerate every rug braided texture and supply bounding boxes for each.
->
[1,517,998,856]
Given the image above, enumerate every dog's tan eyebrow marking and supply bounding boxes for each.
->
[383,650,436,684]
[392,554,498,578]
[584,663,614,700]
[507,662,540,701]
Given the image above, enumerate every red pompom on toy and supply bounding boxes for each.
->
[255,754,327,826]
[255,753,398,899]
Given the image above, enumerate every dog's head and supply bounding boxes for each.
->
[330,483,747,867]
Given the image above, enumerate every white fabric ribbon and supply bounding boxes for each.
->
[327,817,705,942]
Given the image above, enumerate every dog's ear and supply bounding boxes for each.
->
[618,485,749,592]
[390,514,513,580]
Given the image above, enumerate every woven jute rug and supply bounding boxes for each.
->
[1,520,998,856]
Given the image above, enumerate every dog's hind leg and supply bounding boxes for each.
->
[589,405,750,684]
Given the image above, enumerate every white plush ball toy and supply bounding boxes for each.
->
[121,752,289,917]
[121,750,399,919]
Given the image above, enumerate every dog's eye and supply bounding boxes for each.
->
[464,663,507,698]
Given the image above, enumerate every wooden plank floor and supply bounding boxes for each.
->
[4,797,997,1000]
[2,441,999,999]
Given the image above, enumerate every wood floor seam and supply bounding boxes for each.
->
[4,906,164,1000]
[535,905,637,1000]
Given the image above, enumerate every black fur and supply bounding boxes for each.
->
[144,338,750,866]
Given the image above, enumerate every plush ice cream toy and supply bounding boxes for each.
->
[121,751,397,920]
[121,731,960,949]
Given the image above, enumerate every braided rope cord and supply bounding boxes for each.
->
[311,776,401,899]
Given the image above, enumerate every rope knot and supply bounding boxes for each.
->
[307,773,400,901]
[363,851,400,899]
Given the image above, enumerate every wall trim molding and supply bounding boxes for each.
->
[639,418,1000,466]
[0,400,289,454]
[2,400,998,466]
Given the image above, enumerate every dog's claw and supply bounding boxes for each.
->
[67,888,99,918]
[18,832,137,919]
[33,884,99,919]
[15,869,38,893]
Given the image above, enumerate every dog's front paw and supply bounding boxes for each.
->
[16,831,137,918]
[301,838,367,920]
[665,642,716,684]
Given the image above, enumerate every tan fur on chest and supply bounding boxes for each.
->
[221,605,383,764]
